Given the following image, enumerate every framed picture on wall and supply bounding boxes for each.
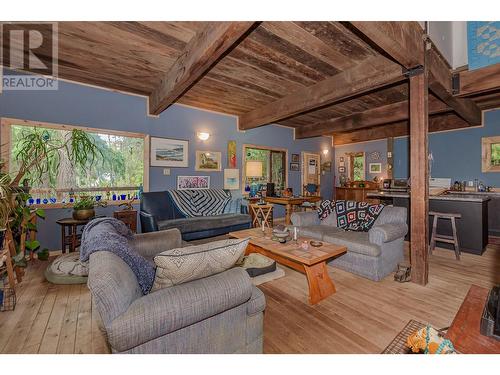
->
[290,162,300,171]
[369,163,382,173]
[150,137,189,167]
[195,151,222,171]
[177,176,210,190]
[338,166,346,173]
[224,169,240,190]
[291,153,300,163]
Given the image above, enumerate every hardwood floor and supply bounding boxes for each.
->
[0,242,499,354]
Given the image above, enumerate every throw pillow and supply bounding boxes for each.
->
[317,199,335,220]
[335,200,385,232]
[151,238,249,291]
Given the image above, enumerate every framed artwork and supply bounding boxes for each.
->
[369,151,381,160]
[338,166,346,173]
[150,137,189,167]
[195,151,222,172]
[291,153,300,163]
[322,161,332,172]
[369,163,382,173]
[482,136,500,172]
[227,140,237,168]
[339,157,344,162]
[467,22,500,70]
[290,162,300,171]
[224,168,240,190]
[177,176,210,190]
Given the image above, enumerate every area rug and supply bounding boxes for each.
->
[251,266,285,286]
[44,252,89,285]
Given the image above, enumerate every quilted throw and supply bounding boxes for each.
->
[168,189,231,217]
[335,200,385,232]
[317,199,335,220]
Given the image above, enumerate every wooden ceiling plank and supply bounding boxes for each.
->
[349,21,425,69]
[427,47,482,125]
[296,96,449,138]
[148,21,258,115]
[332,113,470,145]
[238,55,405,130]
[457,63,500,97]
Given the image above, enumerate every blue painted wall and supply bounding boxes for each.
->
[0,72,333,250]
[393,109,500,187]
[334,139,388,187]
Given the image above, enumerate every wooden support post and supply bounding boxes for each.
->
[409,68,429,286]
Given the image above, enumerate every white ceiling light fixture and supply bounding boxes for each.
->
[196,132,210,141]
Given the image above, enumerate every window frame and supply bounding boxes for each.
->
[0,117,150,200]
[347,152,365,182]
[241,144,288,193]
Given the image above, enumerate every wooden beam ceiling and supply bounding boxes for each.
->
[238,55,405,130]
[148,22,258,115]
[456,62,500,97]
[348,21,425,69]
[331,113,471,145]
[427,46,482,126]
[295,95,449,139]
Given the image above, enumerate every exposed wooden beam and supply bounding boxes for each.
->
[409,71,429,286]
[427,46,482,125]
[456,62,500,96]
[348,22,425,69]
[332,113,469,145]
[295,96,449,139]
[148,22,258,115]
[238,56,404,130]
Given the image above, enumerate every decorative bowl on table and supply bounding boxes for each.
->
[272,228,289,243]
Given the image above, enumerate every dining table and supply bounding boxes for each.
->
[264,195,322,225]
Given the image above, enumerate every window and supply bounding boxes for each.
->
[1,118,149,203]
[243,145,287,192]
[348,152,365,181]
[482,136,500,172]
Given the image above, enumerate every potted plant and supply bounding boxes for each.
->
[0,171,13,249]
[72,195,107,220]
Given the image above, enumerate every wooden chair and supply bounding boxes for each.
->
[249,203,274,229]
[300,184,320,211]
[429,211,461,260]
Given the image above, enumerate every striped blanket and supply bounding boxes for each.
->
[167,189,231,217]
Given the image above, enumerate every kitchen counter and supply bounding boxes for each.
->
[367,191,490,202]
[367,190,489,255]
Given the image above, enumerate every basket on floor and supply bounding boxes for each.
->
[0,285,16,312]
[382,320,426,354]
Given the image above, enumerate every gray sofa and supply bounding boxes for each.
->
[291,206,408,281]
[87,228,265,353]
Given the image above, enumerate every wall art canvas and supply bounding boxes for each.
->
[150,137,188,167]
[338,166,346,173]
[290,162,299,171]
[291,153,300,163]
[322,161,332,172]
[224,168,240,190]
[177,176,210,190]
[227,140,237,168]
[369,163,382,173]
[467,21,500,70]
[195,151,222,171]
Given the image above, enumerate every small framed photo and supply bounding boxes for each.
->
[322,161,332,172]
[369,163,382,173]
[177,176,210,190]
[291,153,300,163]
[338,166,346,173]
[223,168,239,190]
[195,151,222,172]
[339,156,344,162]
[150,137,189,167]
[290,162,300,171]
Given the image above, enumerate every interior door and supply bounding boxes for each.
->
[301,152,320,195]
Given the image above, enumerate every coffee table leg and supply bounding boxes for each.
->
[304,261,336,305]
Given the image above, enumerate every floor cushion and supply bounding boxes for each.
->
[44,252,89,284]
[240,253,276,277]
[151,237,249,291]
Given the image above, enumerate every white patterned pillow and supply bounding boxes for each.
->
[151,238,249,291]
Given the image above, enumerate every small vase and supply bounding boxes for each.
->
[72,208,95,221]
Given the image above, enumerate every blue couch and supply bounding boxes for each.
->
[140,190,252,240]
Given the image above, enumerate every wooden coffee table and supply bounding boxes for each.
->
[229,227,347,304]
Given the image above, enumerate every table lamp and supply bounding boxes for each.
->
[246,161,263,197]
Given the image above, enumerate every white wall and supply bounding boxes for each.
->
[428,21,468,69]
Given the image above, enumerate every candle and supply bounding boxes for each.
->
[293,227,298,241]
[262,220,265,232]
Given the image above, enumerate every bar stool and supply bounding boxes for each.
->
[249,203,274,229]
[429,211,461,260]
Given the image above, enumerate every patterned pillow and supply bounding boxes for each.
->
[335,200,385,232]
[317,199,336,220]
[151,238,249,291]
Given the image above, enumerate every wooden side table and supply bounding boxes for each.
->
[249,203,274,229]
[56,218,90,253]
[113,209,137,233]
